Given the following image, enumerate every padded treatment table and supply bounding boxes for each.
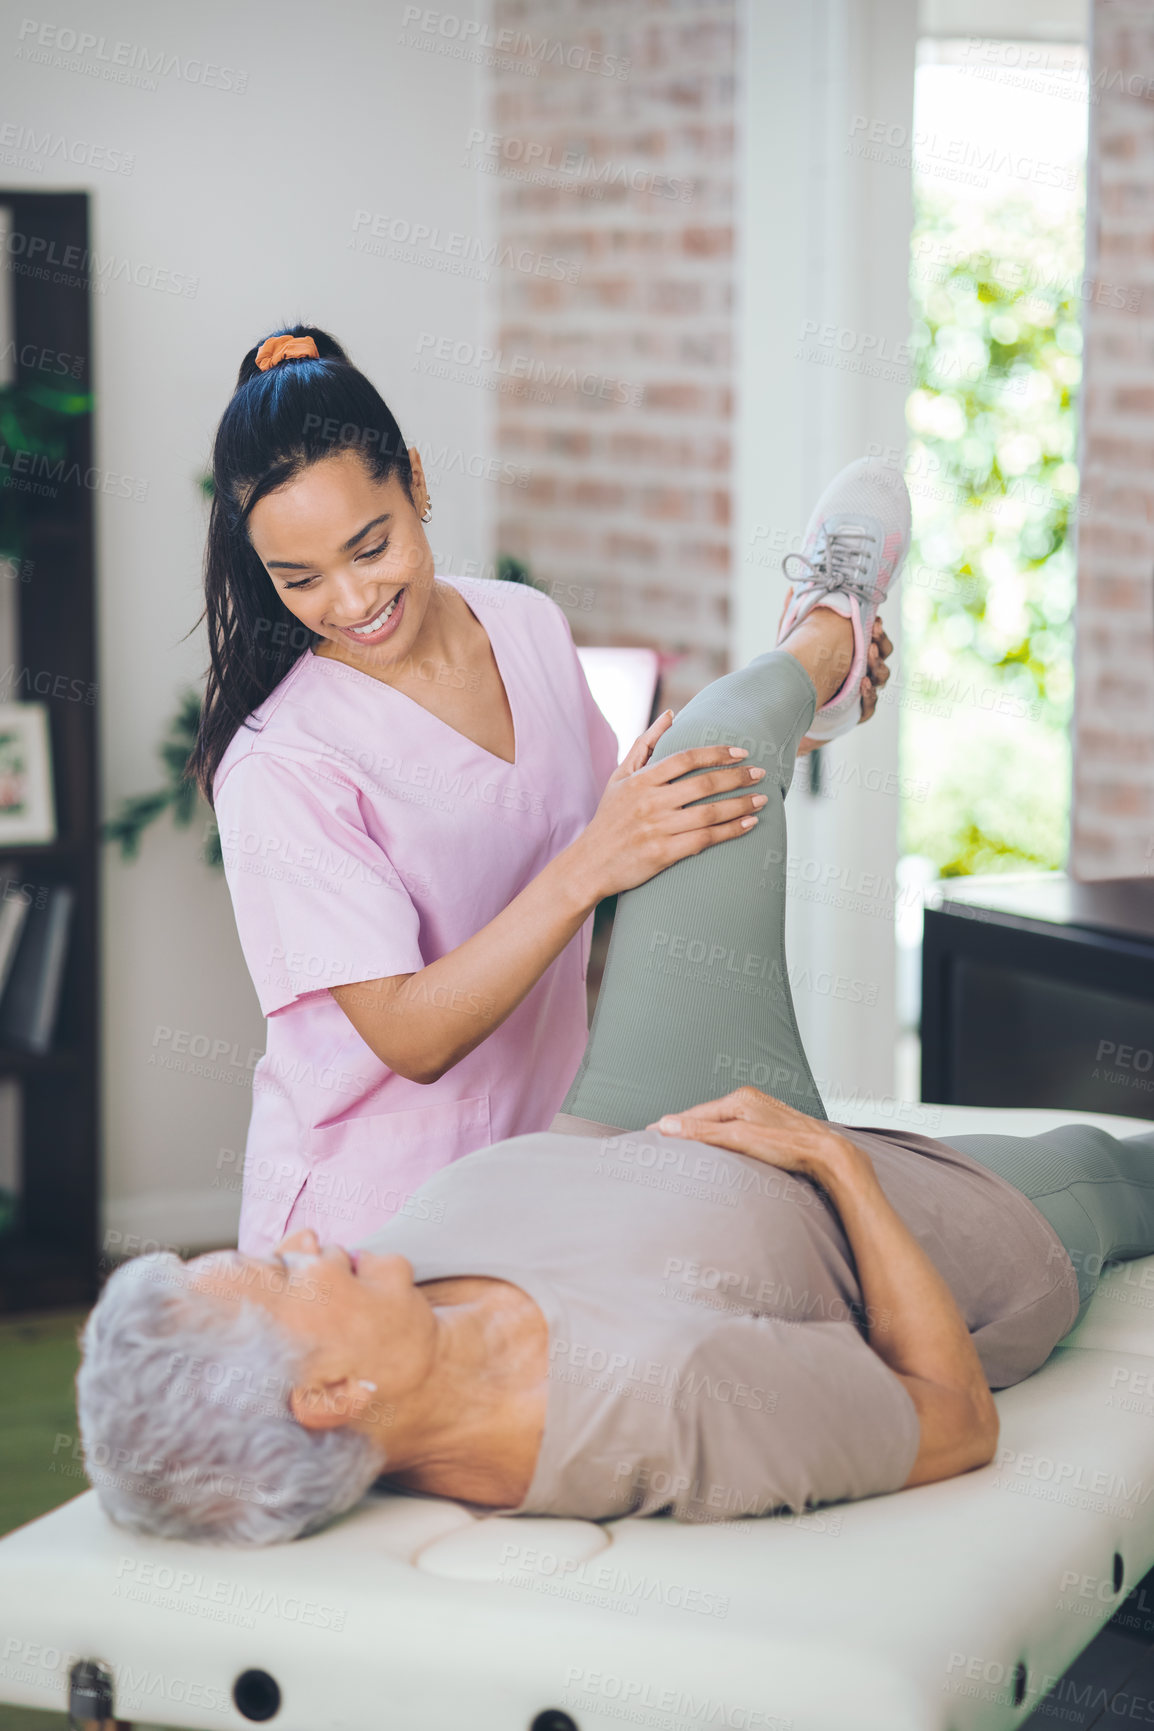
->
[4,1101,1154,1731]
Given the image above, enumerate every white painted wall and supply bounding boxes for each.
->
[8,0,495,1247]
[735,0,918,1110]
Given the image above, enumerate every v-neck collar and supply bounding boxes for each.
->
[306,576,520,769]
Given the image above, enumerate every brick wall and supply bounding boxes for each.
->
[490,0,737,707]
[1073,0,1154,877]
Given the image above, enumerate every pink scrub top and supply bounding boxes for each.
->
[212,575,620,1255]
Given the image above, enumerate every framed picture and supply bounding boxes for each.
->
[0,704,55,844]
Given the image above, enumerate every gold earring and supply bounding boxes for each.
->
[421,499,433,523]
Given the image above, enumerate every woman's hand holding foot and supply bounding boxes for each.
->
[778,600,894,757]
[856,615,894,729]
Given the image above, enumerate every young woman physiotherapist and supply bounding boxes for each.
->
[190,326,776,1254]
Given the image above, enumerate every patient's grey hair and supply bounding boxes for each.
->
[76,1253,385,1545]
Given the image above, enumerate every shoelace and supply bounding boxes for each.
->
[783,527,878,607]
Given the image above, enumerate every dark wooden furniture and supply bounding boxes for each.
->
[0,191,99,1310]
[921,873,1154,1122]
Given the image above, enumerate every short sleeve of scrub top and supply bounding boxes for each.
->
[213,754,426,1017]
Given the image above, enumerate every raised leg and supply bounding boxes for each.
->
[563,648,825,1128]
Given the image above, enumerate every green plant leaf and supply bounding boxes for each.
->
[100,687,219,866]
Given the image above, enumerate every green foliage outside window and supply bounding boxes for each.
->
[899,189,1083,877]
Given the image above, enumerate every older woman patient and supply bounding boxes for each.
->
[77,460,1154,1544]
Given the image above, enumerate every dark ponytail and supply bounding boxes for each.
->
[187,323,413,806]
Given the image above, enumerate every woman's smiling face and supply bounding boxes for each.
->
[246,447,435,665]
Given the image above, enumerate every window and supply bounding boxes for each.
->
[896,34,1088,1078]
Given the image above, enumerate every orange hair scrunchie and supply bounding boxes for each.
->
[254,334,320,371]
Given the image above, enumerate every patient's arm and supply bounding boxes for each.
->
[808,1139,999,1485]
[651,1088,1000,1489]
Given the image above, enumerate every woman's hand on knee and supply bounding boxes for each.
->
[573,745,771,899]
[618,708,675,775]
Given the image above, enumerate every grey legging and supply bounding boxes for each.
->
[563,648,1154,1325]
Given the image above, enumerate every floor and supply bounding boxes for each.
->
[0,1310,83,1731]
[1019,1585,1154,1727]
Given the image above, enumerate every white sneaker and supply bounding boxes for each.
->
[777,456,911,742]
